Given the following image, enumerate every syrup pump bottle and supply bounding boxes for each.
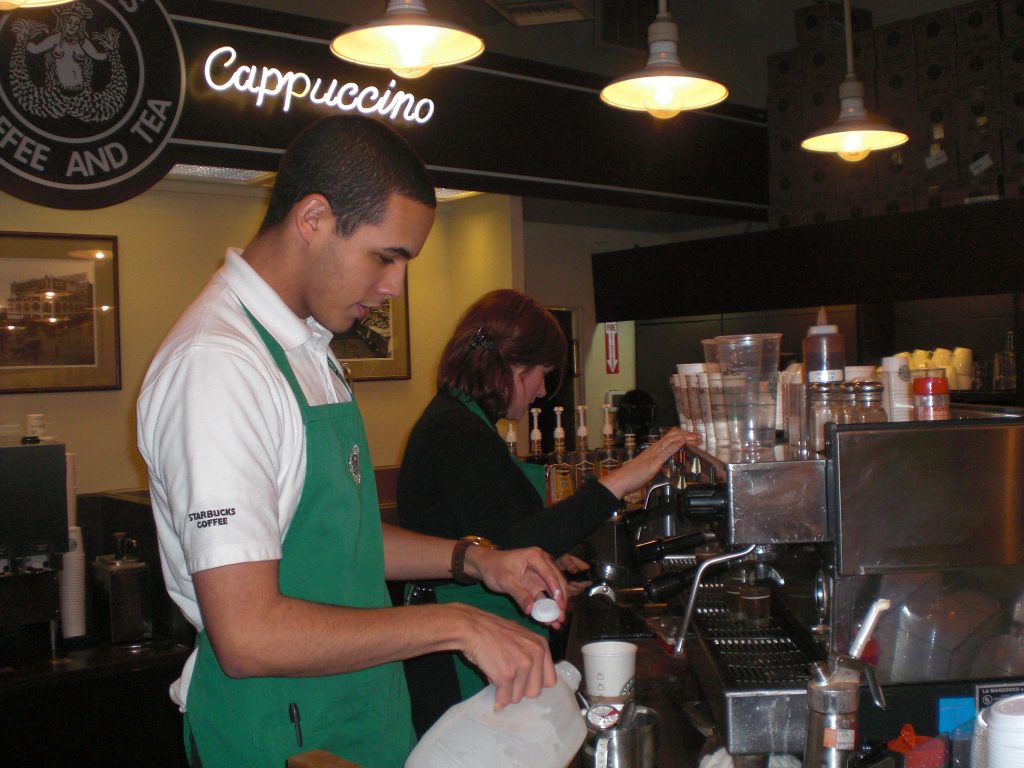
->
[504,421,518,459]
[621,433,644,510]
[546,406,574,504]
[595,404,621,478]
[569,405,596,489]
[526,407,545,465]
[804,599,890,768]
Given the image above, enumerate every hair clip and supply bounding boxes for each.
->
[469,327,495,351]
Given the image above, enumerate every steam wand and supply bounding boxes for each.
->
[672,544,757,657]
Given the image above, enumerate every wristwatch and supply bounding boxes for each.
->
[450,535,497,585]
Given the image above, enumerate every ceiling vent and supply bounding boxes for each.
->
[482,0,591,26]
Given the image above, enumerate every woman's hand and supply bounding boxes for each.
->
[555,553,592,597]
[598,427,699,500]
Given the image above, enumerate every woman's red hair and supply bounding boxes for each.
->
[437,290,566,422]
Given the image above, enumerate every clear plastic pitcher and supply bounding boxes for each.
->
[405,660,587,768]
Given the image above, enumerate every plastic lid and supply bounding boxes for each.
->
[808,324,839,335]
[531,598,560,623]
[913,376,950,396]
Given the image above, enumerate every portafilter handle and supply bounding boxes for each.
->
[672,544,757,657]
[634,530,713,564]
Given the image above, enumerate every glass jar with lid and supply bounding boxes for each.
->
[912,368,951,420]
[808,382,840,452]
[836,382,858,425]
[850,380,887,423]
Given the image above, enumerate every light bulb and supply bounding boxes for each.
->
[387,25,437,79]
[644,78,684,120]
[838,148,870,162]
[837,132,870,162]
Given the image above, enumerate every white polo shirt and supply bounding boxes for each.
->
[136,248,351,709]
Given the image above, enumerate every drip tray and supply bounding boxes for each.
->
[685,582,818,756]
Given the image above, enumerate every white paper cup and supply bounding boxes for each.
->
[844,365,877,381]
[582,641,637,700]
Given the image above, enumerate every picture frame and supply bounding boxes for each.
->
[0,231,121,393]
[329,283,410,381]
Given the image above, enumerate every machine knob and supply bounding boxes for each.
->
[680,483,728,518]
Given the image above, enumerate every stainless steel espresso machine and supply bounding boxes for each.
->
[661,407,1024,757]
[0,441,69,662]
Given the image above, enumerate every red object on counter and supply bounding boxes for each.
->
[886,724,946,768]
[912,373,951,420]
[912,376,950,396]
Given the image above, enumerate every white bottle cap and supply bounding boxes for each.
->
[808,324,839,335]
[531,598,560,624]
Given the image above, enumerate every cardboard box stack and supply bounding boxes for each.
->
[768,0,1019,227]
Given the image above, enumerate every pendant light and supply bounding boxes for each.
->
[801,0,908,161]
[0,0,75,8]
[600,0,728,119]
[330,0,484,80]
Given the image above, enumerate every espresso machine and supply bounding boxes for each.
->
[0,441,69,661]
[652,406,1024,757]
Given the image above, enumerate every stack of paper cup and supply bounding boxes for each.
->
[60,526,87,639]
[987,694,1024,767]
[677,364,706,440]
[695,372,716,450]
[952,347,974,391]
[881,356,914,422]
[973,704,991,768]
[65,452,77,527]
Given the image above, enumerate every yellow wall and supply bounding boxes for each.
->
[0,178,720,493]
[359,192,520,466]
[0,184,519,493]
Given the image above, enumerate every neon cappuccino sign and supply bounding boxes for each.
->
[203,46,435,124]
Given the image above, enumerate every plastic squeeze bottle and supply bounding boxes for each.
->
[803,307,846,384]
[405,660,587,768]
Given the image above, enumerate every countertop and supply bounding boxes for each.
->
[0,635,191,694]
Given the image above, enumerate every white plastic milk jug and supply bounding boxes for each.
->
[405,660,587,768]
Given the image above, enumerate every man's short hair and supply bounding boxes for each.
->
[260,115,436,236]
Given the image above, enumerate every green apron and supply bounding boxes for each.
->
[183,309,414,768]
[432,389,549,699]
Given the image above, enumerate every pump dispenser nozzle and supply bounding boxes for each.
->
[553,406,565,440]
[530,408,542,443]
[601,403,614,438]
[576,405,588,440]
[816,305,828,326]
[504,422,518,458]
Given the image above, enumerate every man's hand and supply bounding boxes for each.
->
[451,603,556,710]
[464,545,569,627]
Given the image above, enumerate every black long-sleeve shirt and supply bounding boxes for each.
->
[397,390,618,554]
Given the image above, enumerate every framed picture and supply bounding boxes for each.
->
[329,285,410,381]
[0,231,120,393]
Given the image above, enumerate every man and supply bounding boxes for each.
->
[137,115,568,768]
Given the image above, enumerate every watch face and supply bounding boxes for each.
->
[586,704,623,730]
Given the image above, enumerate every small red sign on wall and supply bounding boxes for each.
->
[605,323,619,374]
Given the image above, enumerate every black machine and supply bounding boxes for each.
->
[0,441,68,661]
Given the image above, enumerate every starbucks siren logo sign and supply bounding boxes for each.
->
[0,0,184,209]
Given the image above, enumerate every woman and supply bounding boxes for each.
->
[398,289,693,735]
